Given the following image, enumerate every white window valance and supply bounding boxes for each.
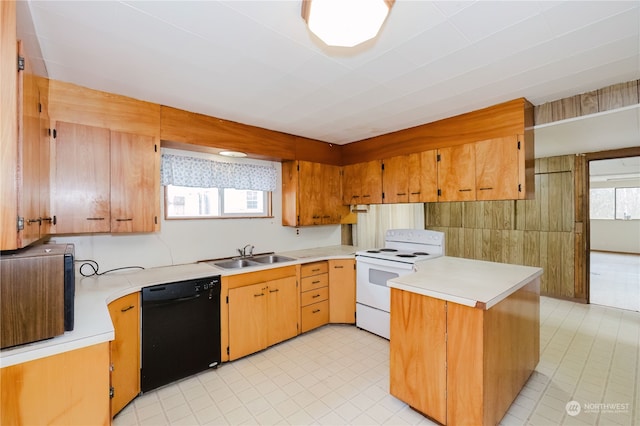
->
[160,154,277,191]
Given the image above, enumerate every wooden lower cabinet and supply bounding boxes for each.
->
[328,259,356,324]
[300,261,329,333]
[226,267,298,361]
[389,279,540,425]
[0,342,110,425]
[108,292,140,416]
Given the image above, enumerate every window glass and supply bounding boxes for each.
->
[165,185,270,219]
[615,187,640,220]
[590,188,614,219]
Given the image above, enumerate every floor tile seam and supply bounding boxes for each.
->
[539,301,579,353]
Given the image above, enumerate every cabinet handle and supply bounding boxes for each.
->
[120,305,135,313]
[458,189,472,192]
[362,195,371,198]
[396,192,406,196]
[312,294,321,298]
[352,195,360,199]
[312,280,320,284]
[479,187,493,191]
[116,218,133,222]
[254,293,265,297]
[323,215,330,219]
[312,309,321,314]
[334,266,344,269]
[410,191,421,195]
[269,289,279,293]
[86,217,105,220]
[311,268,320,272]
[41,217,53,223]
[27,218,41,224]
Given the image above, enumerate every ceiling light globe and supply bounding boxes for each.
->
[303,0,393,48]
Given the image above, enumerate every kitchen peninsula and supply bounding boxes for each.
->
[388,256,543,426]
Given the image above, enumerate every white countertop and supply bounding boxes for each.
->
[0,246,358,368]
[387,256,543,309]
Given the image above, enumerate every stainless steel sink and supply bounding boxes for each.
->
[251,254,295,264]
[213,259,261,269]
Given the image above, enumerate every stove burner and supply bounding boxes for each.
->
[396,254,417,258]
[366,250,380,253]
[413,252,430,256]
[380,248,398,252]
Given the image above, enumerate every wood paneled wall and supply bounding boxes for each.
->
[426,155,587,301]
[535,80,639,125]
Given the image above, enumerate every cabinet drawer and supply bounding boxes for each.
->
[301,287,329,307]
[301,273,328,292]
[301,261,328,277]
[301,300,329,333]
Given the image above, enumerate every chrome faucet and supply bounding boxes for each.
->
[238,244,254,258]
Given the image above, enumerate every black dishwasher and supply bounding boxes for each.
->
[141,275,221,392]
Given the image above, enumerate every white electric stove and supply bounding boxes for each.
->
[355,229,445,339]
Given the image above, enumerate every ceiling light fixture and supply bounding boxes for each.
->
[301,0,395,48]
[219,151,247,158]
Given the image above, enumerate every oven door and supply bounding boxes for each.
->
[356,255,413,312]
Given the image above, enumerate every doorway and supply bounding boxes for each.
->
[588,155,640,311]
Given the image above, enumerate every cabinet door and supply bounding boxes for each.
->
[329,259,356,324]
[360,160,383,204]
[475,136,519,200]
[342,163,361,205]
[297,161,322,225]
[266,276,298,346]
[110,131,158,232]
[321,163,344,223]
[228,282,268,360]
[409,150,438,203]
[19,46,42,246]
[383,155,409,204]
[108,293,140,416]
[437,144,475,201]
[53,122,110,233]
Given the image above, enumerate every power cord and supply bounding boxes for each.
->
[76,259,145,277]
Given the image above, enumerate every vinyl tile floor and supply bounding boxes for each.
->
[114,296,639,426]
[590,251,640,312]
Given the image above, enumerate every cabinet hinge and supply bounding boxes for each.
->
[17,216,24,231]
[38,103,42,113]
[154,216,158,225]
[109,363,114,372]
[437,189,442,197]
[517,140,521,150]
[382,192,385,199]
[52,129,57,139]
[17,55,24,71]
[297,164,300,171]
[227,347,230,356]
[518,184,522,192]
[226,296,229,304]
[437,154,441,162]
[154,144,157,152]
[381,163,385,171]
[109,386,115,399]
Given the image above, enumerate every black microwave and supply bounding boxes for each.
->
[0,243,75,349]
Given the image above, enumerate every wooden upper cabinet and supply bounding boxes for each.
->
[408,150,438,203]
[342,160,383,205]
[53,122,111,234]
[282,160,346,226]
[437,143,476,202]
[53,122,159,234]
[475,136,520,200]
[110,131,159,233]
[382,155,409,204]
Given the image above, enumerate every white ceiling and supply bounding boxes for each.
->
[18,1,640,157]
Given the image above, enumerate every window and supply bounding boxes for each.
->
[165,186,271,219]
[590,187,640,220]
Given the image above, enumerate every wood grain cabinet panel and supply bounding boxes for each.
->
[408,150,438,203]
[383,155,410,204]
[227,272,298,361]
[282,160,347,226]
[1,342,110,425]
[110,131,159,233]
[108,293,140,417]
[475,136,520,200]
[437,143,476,201]
[300,261,329,332]
[328,259,356,324]
[52,122,160,234]
[53,121,111,233]
[342,160,383,205]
